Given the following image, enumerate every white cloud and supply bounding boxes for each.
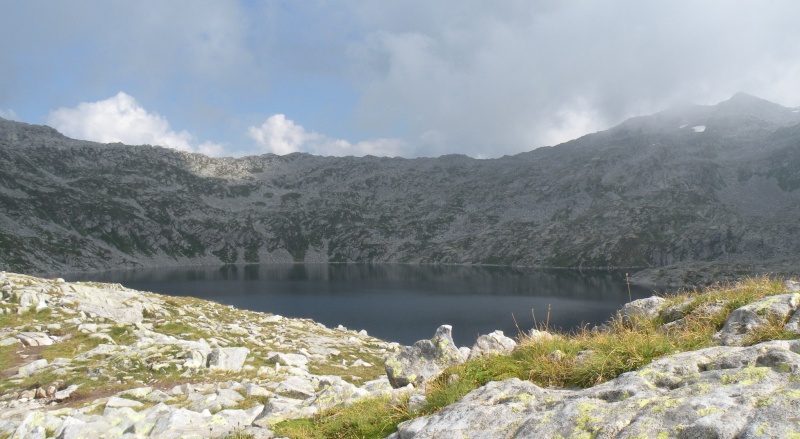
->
[0,108,17,120]
[248,114,405,157]
[247,114,311,155]
[540,100,605,147]
[47,92,225,155]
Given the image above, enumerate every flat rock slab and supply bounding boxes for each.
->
[207,347,249,372]
[16,332,53,347]
[17,359,48,377]
[67,284,148,324]
[275,376,316,400]
[106,396,145,409]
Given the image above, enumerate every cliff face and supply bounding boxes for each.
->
[1,93,799,277]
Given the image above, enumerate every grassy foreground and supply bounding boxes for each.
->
[274,276,799,438]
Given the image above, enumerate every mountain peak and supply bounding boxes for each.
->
[714,92,797,125]
[725,92,769,104]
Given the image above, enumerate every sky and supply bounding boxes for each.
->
[1,1,800,159]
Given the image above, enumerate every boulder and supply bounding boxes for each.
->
[185,389,243,413]
[384,325,464,388]
[527,329,555,342]
[148,408,239,439]
[275,376,316,400]
[18,290,42,309]
[313,378,368,409]
[713,293,800,345]
[16,359,48,377]
[182,349,209,369]
[468,330,517,360]
[267,351,309,369]
[207,347,250,371]
[661,300,728,332]
[11,412,62,439]
[362,376,394,397]
[53,384,81,401]
[619,296,666,325]
[170,383,194,396]
[0,337,21,347]
[244,383,272,398]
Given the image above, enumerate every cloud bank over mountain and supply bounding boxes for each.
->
[2,1,800,157]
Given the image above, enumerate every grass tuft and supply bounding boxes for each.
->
[273,395,410,439]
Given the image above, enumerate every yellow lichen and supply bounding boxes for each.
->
[697,406,721,417]
[720,366,770,385]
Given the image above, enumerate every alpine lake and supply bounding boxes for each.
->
[63,263,656,347]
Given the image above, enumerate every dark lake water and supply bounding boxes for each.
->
[63,264,656,347]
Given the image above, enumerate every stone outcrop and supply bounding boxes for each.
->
[713,293,800,345]
[384,325,465,388]
[0,272,404,438]
[392,339,800,438]
[207,346,250,371]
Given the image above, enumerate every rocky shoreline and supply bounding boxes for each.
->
[390,279,800,438]
[0,272,408,438]
[4,271,800,438]
[630,258,800,290]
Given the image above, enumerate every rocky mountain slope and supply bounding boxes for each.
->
[1,94,799,284]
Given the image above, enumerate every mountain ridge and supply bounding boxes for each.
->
[1,94,799,286]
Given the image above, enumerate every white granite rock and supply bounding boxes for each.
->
[714,293,800,345]
[384,325,464,388]
[17,359,48,377]
[16,332,53,347]
[468,330,517,360]
[275,376,316,399]
[207,347,250,372]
